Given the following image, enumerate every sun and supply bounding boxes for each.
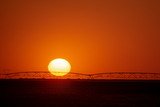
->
[48,58,71,76]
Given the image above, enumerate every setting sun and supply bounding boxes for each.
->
[48,58,71,76]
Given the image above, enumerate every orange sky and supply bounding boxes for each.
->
[0,0,160,73]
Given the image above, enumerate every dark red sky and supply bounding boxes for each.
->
[0,0,160,73]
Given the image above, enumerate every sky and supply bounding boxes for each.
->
[0,0,160,73]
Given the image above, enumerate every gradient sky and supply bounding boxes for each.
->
[0,0,160,73]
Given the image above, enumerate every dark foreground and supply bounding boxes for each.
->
[0,79,160,107]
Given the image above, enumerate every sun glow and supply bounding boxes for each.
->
[48,58,71,76]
